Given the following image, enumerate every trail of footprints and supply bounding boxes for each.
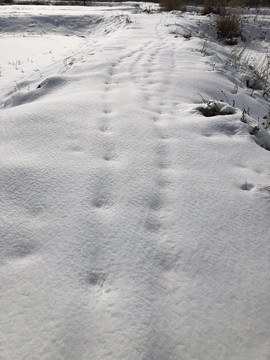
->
[91,34,177,235]
[79,28,180,298]
[93,42,154,211]
[81,22,183,355]
[92,46,144,210]
[132,41,177,233]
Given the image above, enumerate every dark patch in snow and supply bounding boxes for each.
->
[157,159,169,170]
[157,177,171,188]
[103,155,111,161]
[0,227,38,263]
[197,101,236,117]
[2,239,37,261]
[148,193,163,211]
[9,241,36,259]
[153,250,180,272]
[241,182,254,191]
[144,216,161,233]
[85,272,106,287]
[92,194,112,209]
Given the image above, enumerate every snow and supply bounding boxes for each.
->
[1,3,270,359]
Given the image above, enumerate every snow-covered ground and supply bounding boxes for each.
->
[1,3,270,359]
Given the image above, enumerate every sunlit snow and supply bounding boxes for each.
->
[1,3,270,359]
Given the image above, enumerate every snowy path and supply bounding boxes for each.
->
[1,5,270,360]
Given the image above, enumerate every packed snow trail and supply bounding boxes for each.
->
[1,5,270,360]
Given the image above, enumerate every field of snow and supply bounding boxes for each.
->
[1,3,270,359]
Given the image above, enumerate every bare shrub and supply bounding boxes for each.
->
[247,55,270,92]
[201,0,215,14]
[216,12,243,44]
[228,0,246,7]
[160,0,184,11]
[202,0,226,15]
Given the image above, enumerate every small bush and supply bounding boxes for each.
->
[216,12,243,43]
[160,0,184,11]
[202,0,226,15]
[228,0,246,7]
[201,0,214,14]
[250,55,270,90]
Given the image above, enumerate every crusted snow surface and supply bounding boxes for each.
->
[0,4,270,360]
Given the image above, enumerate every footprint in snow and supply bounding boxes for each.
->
[85,272,106,287]
[144,215,161,233]
[2,238,37,262]
[241,182,254,191]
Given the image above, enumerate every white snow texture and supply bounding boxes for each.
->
[0,3,270,360]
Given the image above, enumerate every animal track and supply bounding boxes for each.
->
[0,224,38,264]
[158,132,170,140]
[85,271,106,287]
[2,237,37,262]
[157,176,171,188]
[103,155,111,161]
[144,215,161,233]
[241,182,254,191]
[66,144,83,152]
[92,193,112,209]
[148,193,163,211]
[11,241,36,259]
[153,250,181,272]
[99,124,110,133]
[102,145,116,162]
[157,159,169,170]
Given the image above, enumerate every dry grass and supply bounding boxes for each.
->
[160,0,186,11]
[247,55,270,92]
[228,0,246,7]
[201,0,226,15]
[216,12,243,44]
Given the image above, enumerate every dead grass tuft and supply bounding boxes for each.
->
[202,0,226,15]
[216,12,243,44]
